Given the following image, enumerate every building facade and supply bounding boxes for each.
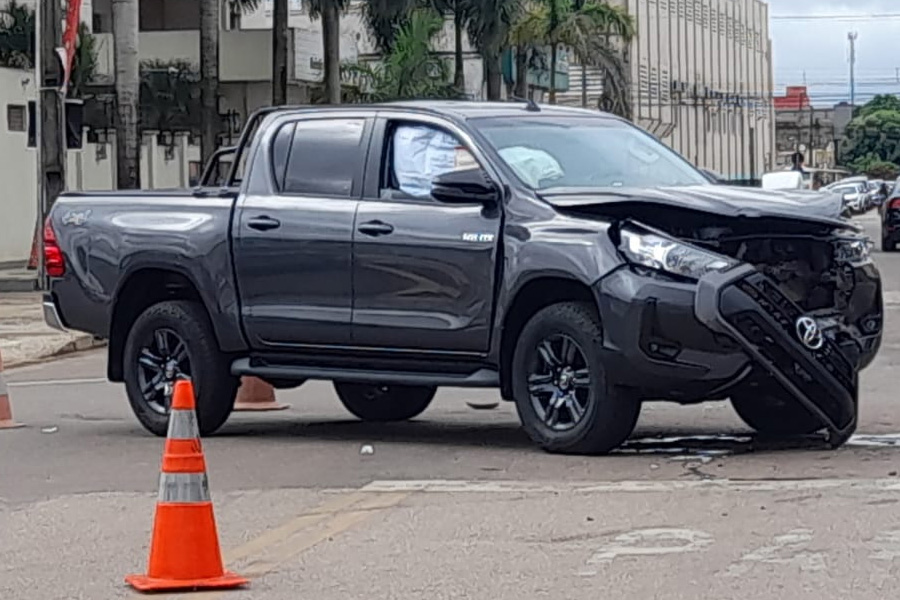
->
[772,86,854,171]
[617,0,775,182]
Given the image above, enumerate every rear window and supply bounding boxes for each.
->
[282,118,367,197]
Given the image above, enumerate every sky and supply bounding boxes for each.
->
[770,0,900,106]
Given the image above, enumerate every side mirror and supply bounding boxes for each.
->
[432,168,500,205]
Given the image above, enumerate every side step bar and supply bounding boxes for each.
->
[231,358,500,388]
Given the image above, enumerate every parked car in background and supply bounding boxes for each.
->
[761,170,805,191]
[829,182,869,215]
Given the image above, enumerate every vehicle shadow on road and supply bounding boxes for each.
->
[209,417,835,458]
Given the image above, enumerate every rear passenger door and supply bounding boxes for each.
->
[351,116,503,353]
[234,115,371,349]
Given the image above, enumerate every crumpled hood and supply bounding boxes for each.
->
[539,184,854,229]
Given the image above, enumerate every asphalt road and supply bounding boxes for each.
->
[1,214,899,599]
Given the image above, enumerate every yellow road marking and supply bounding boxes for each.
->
[153,490,410,600]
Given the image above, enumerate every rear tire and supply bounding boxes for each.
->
[334,382,436,422]
[511,301,640,455]
[123,300,238,437]
[730,393,822,436]
[882,234,896,252]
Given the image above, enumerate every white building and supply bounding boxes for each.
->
[618,0,775,181]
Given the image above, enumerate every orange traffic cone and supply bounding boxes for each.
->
[126,379,248,593]
[0,351,24,430]
[233,376,289,412]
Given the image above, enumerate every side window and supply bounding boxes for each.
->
[382,121,480,200]
[271,122,296,190]
[283,118,366,197]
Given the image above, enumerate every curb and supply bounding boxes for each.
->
[4,335,107,370]
[0,278,38,293]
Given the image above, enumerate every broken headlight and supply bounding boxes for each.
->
[834,238,873,264]
[619,225,737,280]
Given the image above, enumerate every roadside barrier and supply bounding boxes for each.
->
[233,376,289,412]
[126,379,248,592]
[0,350,24,429]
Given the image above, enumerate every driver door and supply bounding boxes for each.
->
[351,117,502,353]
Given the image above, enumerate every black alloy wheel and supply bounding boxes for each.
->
[333,382,436,421]
[527,334,591,432]
[123,300,238,437]
[512,302,641,455]
[136,328,191,415]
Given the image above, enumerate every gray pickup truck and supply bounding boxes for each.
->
[43,101,883,455]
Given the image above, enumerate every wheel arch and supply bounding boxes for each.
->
[498,275,600,401]
[107,267,219,382]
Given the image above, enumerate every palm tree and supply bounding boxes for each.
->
[463,0,522,100]
[309,0,350,105]
[511,0,633,104]
[199,1,262,165]
[363,0,470,93]
[347,8,461,102]
[271,0,289,105]
[112,0,140,188]
[199,1,221,167]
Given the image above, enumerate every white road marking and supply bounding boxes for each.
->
[722,529,826,577]
[362,478,900,494]
[582,528,713,573]
[847,434,900,448]
[7,377,109,388]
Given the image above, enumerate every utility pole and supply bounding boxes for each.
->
[37,0,67,288]
[848,31,858,106]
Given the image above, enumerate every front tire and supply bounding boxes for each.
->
[511,302,640,455]
[730,393,822,436]
[334,382,436,422]
[123,300,238,437]
[882,233,896,252]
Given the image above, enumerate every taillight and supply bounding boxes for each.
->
[43,218,66,277]
[890,198,900,210]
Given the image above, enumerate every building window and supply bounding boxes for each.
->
[6,104,26,132]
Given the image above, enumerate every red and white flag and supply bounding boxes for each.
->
[56,0,83,93]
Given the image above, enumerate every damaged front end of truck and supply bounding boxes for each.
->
[546,188,884,446]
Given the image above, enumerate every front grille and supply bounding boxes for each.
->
[719,273,856,429]
[734,274,855,390]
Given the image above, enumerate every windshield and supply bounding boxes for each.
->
[473,115,710,191]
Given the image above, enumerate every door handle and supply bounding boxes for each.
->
[247,215,281,231]
[357,220,394,237]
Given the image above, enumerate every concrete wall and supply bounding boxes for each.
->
[0,69,201,264]
[0,68,38,265]
[621,0,774,180]
[92,29,274,84]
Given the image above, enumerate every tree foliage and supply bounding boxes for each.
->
[345,8,462,102]
[511,0,633,103]
[0,1,97,98]
[0,0,34,69]
[864,160,899,181]
[840,95,900,175]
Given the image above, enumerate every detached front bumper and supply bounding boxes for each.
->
[695,265,868,445]
[597,263,882,445]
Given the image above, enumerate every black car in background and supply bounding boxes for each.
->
[880,178,900,251]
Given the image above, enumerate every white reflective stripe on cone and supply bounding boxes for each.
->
[0,377,7,397]
[166,408,200,440]
[158,472,211,503]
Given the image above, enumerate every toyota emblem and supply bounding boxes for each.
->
[795,316,824,350]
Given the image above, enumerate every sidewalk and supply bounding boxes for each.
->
[0,292,105,368]
[0,264,38,293]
